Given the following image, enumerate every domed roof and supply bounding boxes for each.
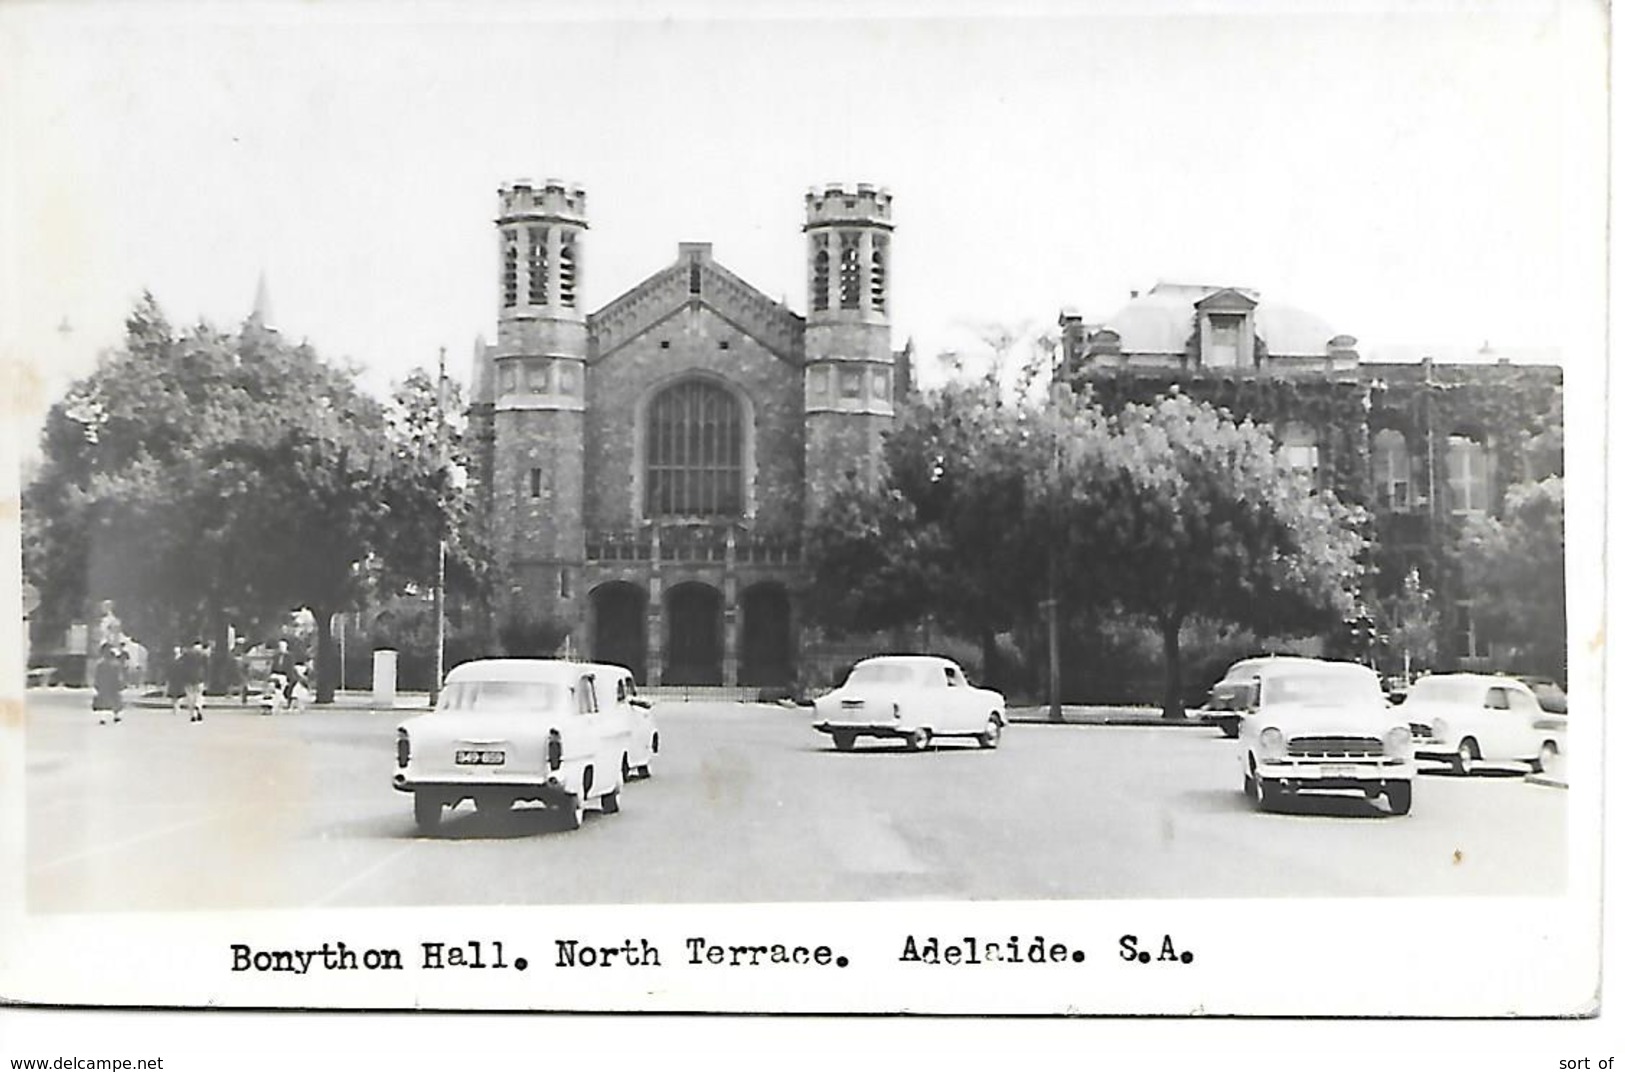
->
[1100,282,1342,358]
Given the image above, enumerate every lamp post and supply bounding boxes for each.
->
[431,346,448,706]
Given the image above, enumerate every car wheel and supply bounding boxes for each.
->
[1220,718,1240,739]
[905,728,931,752]
[1532,740,1559,774]
[413,793,442,833]
[600,787,620,815]
[1387,781,1413,816]
[832,731,856,752]
[1242,769,1257,798]
[636,762,652,779]
[622,754,632,784]
[560,795,585,831]
[1248,760,1280,811]
[977,717,1002,750]
[1453,738,1479,776]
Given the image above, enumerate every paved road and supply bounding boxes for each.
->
[24,689,1566,912]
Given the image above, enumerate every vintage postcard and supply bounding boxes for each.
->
[0,0,1608,1038]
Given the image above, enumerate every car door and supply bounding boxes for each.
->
[941,664,973,731]
[1504,686,1544,759]
[1480,685,1516,760]
[574,672,611,794]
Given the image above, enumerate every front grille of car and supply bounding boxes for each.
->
[1288,736,1384,758]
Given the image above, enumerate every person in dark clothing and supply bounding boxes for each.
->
[180,640,209,722]
[92,643,126,725]
[269,640,298,710]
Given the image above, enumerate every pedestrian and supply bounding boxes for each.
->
[166,645,186,716]
[181,639,209,723]
[269,639,298,711]
[92,642,126,725]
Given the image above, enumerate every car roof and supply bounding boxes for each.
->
[1412,673,1532,690]
[855,655,959,669]
[1219,655,1357,678]
[444,658,587,684]
[1232,658,1377,680]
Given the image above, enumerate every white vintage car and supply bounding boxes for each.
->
[1404,673,1564,775]
[393,659,632,832]
[585,662,659,779]
[811,655,1006,752]
[1231,658,1416,815]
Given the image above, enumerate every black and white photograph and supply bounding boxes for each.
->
[0,0,1611,1056]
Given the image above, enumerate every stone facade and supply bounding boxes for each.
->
[472,182,903,686]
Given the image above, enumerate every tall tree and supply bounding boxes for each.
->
[1459,476,1565,679]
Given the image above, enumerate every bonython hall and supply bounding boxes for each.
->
[468,180,908,687]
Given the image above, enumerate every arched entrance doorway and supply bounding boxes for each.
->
[590,582,648,684]
[664,582,723,686]
[740,582,792,686]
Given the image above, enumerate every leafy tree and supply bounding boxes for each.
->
[1459,477,1565,679]
[1054,394,1366,718]
[1380,567,1439,680]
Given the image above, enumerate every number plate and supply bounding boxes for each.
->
[1321,763,1360,777]
[455,749,506,765]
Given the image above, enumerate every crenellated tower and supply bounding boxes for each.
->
[802,183,895,521]
[488,179,590,642]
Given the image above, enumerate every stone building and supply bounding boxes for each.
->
[468,180,907,686]
[1058,282,1564,673]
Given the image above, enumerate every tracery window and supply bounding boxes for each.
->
[527,226,549,305]
[501,230,519,308]
[559,232,578,308]
[811,235,830,312]
[839,231,861,310]
[646,380,744,517]
[870,235,888,312]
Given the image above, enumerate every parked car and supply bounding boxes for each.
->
[1405,673,1564,774]
[1230,658,1415,815]
[1199,655,1329,738]
[586,662,659,780]
[811,655,1006,752]
[393,659,632,832]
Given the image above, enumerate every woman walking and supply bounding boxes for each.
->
[93,643,126,726]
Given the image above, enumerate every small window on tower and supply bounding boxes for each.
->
[500,363,517,393]
[559,232,578,308]
[839,232,861,310]
[807,365,829,399]
[528,468,542,499]
[527,226,549,305]
[558,362,577,395]
[502,231,519,308]
[525,360,550,393]
[870,235,888,313]
[871,368,890,400]
[559,569,572,599]
[840,369,862,399]
[812,236,830,313]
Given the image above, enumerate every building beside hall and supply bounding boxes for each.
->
[467,180,906,687]
[1057,282,1564,674]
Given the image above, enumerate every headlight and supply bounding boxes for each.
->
[396,729,410,768]
[1383,726,1412,757]
[1259,727,1286,759]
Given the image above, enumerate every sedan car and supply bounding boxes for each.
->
[812,655,1006,752]
[394,659,631,832]
[586,661,658,780]
[1231,658,1415,815]
[1405,674,1564,774]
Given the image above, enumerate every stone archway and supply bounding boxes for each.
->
[591,581,648,685]
[740,582,792,686]
[664,582,723,686]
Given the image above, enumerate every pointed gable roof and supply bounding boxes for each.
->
[589,244,804,364]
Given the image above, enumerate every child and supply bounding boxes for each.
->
[92,643,126,726]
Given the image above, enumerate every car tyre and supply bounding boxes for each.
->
[1248,761,1281,811]
[1387,781,1413,816]
[600,787,620,815]
[832,731,856,752]
[1219,718,1240,739]
[977,717,1002,750]
[413,793,442,833]
[1453,738,1479,776]
[1532,740,1559,774]
[622,754,632,784]
[905,727,931,752]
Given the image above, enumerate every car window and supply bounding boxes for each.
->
[577,676,598,714]
[1485,688,1511,710]
[616,678,627,704]
[944,667,962,687]
[1262,671,1383,707]
[1209,681,1258,711]
[439,681,564,712]
[1507,689,1541,716]
[1407,677,1490,705]
[846,663,919,687]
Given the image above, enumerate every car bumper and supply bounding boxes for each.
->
[394,772,574,806]
[1255,757,1416,786]
[813,720,910,739]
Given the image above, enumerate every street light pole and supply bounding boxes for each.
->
[1047,377,1064,722]
[431,346,447,706]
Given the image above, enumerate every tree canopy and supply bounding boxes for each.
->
[22,294,482,699]
[1459,476,1565,679]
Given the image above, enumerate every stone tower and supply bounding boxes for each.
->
[488,179,589,644]
[802,183,895,520]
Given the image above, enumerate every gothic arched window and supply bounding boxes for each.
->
[646,380,744,518]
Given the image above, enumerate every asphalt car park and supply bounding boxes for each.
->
[24,690,1567,912]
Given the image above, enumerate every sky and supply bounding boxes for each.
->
[1,0,1608,423]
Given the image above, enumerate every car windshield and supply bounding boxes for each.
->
[1406,678,1489,705]
[438,681,565,712]
[846,663,920,687]
[1208,681,1257,711]
[1262,670,1381,707]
